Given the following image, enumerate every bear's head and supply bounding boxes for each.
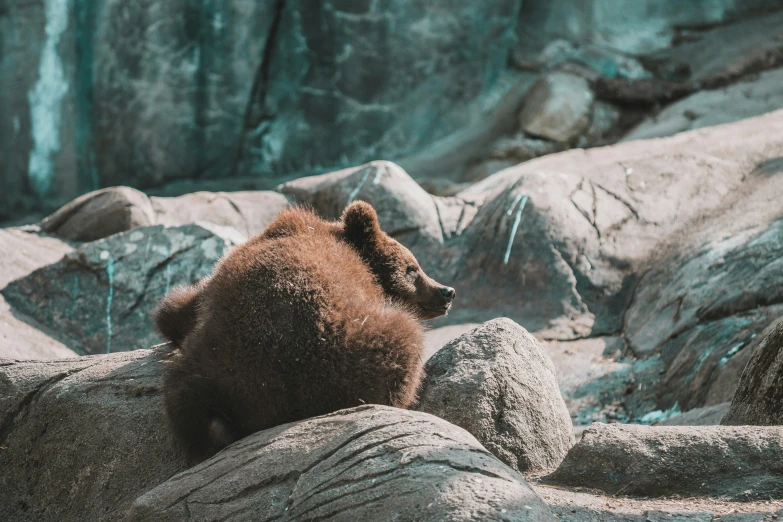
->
[342,201,456,320]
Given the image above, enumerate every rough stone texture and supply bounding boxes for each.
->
[125,405,555,522]
[0,348,185,522]
[624,160,783,412]
[0,228,77,359]
[516,0,778,56]
[658,403,730,427]
[723,321,783,426]
[280,160,444,243]
[545,336,662,431]
[545,423,783,500]
[1,0,522,216]
[417,319,574,472]
[2,224,240,355]
[274,109,783,358]
[519,72,594,144]
[624,68,783,142]
[660,9,783,87]
[39,187,156,242]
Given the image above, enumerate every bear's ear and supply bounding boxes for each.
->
[342,201,381,249]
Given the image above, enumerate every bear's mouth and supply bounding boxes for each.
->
[423,304,451,316]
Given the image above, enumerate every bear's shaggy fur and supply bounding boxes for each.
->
[155,201,455,466]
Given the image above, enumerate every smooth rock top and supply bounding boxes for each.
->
[126,405,555,522]
[546,423,783,500]
[723,320,783,426]
[39,187,156,242]
[418,318,574,472]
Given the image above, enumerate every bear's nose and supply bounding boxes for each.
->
[440,286,456,302]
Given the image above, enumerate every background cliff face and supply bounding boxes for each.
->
[1,0,780,219]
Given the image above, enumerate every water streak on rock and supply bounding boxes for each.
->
[504,194,528,265]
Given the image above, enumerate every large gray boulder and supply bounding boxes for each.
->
[39,187,156,242]
[545,423,783,500]
[2,224,241,355]
[126,405,555,522]
[37,187,290,243]
[417,318,574,472]
[279,160,444,243]
[723,321,783,426]
[624,214,783,412]
[0,348,185,522]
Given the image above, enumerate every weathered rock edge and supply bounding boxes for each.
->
[0,348,184,522]
[126,405,556,522]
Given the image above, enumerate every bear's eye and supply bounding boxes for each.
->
[406,264,417,274]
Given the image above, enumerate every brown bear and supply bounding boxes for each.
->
[154,201,456,466]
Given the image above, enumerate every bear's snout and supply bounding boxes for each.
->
[439,286,456,302]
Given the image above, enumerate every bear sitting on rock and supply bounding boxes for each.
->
[154,201,456,466]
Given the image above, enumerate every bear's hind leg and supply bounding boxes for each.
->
[163,360,237,467]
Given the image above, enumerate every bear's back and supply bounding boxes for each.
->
[161,204,428,458]
[183,228,402,425]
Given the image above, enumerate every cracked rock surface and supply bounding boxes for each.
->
[417,318,574,472]
[2,224,240,355]
[125,405,555,522]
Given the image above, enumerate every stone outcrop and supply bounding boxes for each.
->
[417,319,574,472]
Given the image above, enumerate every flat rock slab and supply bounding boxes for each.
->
[126,405,555,522]
[2,224,240,355]
[0,348,185,522]
[418,318,574,472]
[0,229,74,289]
[545,423,783,500]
